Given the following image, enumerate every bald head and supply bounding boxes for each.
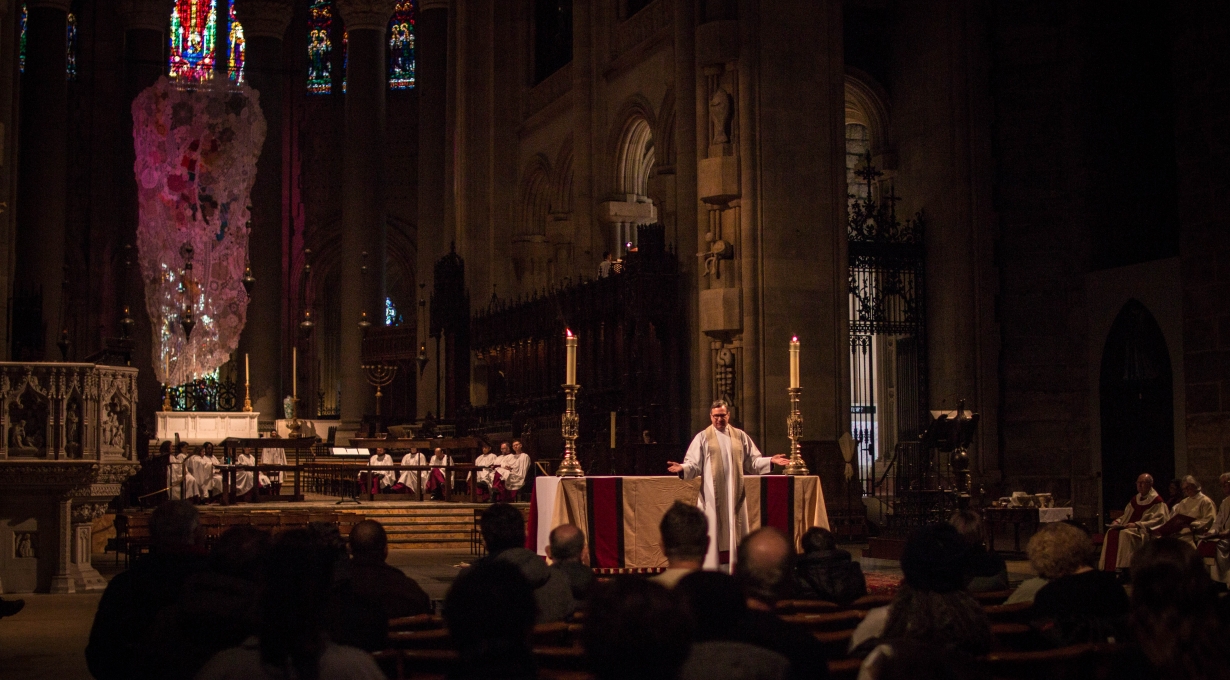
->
[349,520,388,562]
[1137,473,1154,497]
[735,528,793,606]
[548,524,585,562]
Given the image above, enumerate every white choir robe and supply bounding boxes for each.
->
[1170,492,1217,547]
[500,453,531,491]
[259,447,287,487]
[429,453,454,488]
[183,454,215,499]
[1098,489,1169,570]
[208,455,226,495]
[474,453,498,486]
[398,451,428,494]
[366,454,397,490]
[167,453,187,500]
[233,452,256,496]
[1209,497,1230,584]
[678,425,773,570]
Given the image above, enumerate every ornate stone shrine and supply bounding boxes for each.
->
[0,363,139,593]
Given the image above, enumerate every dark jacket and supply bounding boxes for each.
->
[793,549,867,605]
[964,545,1009,593]
[551,559,595,600]
[1031,569,1129,647]
[133,570,258,680]
[482,548,576,623]
[348,556,433,619]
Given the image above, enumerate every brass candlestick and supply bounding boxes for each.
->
[783,386,810,475]
[362,363,398,417]
[286,397,303,439]
[242,378,253,412]
[556,383,584,477]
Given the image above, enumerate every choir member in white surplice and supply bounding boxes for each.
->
[234,448,256,499]
[425,448,454,498]
[167,443,189,500]
[668,400,790,570]
[1207,473,1230,584]
[1099,473,1169,571]
[473,442,498,497]
[183,446,215,501]
[364,449,397,494]
[395,449,428,495]
[259,432,288,492]
[1168,475,1217,548]
[205,442,225,497]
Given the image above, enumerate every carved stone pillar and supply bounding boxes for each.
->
[14,0,71,360]
[68,501,109,591]
[49,497,73,593]
[336,0,394,431]
[233,0,293,425]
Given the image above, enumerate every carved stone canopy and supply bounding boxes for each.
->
[117,0,176,31]
[335,0,397,32]
[232,0,294,40]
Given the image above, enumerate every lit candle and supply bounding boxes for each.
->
[565,329,577,385]
[244,353,250,386]
[292,347,297,399]
[789,336,800,389]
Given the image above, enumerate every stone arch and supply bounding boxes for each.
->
[845,67,893,164]
[605,97,659,254]
[655,88,676,171]
[517,154,553,239]
[553,140,574,215]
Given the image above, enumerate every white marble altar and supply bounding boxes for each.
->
[156,411,260,444]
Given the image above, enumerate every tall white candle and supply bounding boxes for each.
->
[789,336,800,389]
[565,329,577,385]
[244,353,250,385]
[292,347,297,398]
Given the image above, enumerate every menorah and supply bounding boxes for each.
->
[362,363,398,417]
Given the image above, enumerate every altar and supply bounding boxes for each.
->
[155,411,260,444]
[529,475,828,568]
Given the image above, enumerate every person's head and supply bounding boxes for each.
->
[203,442,215,456]
[158,440,172,455]
[801,526,838,554]
[659,502,708,566]
[734,527,793,607]
[602,251,612,262]
[269,430,281,439]
[445,559,536,658]
[1220,472,1230,496]
[512,440,523,453]
[434,447,444,459]
[885,525,991,656]
[900,523,970,594]
[547,524,585,563]
[175,441,188,454]
[349,519,389,563]
[675,570,746,642]
[259,529,337,680]
[1026,521,1092,579]
[1137,473,1155,496]
[1167,478,1182,497]
[210,524,270,581]
[1130,538,1229,675]
[583,578,692,680]
[1181,475,1202,499]
[150,500,202,550]
[481,441,492,455]
[500,441,511,454]
[375,447,386,456]
[709,400,730,431]
[481,503,526,555]
[947,510,985,548]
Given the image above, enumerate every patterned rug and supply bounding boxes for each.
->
[864,572,902,594]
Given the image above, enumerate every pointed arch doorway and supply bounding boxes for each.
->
[1099,300,1174,517]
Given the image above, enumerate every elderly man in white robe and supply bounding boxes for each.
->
[1165,475,1217,547]
[668,400,789,570]
[394,448,428,496]
[492,441,531,502]
[258,432,288,494]
[364,448,397,495]
[1099,473,1169,572]
[1205,472,1230,584]
[425,448,454,499]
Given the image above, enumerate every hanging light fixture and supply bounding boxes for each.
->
[241,261,256,295]
[119,305,135,338]
[358,250,371,330]
[57,329,71,360]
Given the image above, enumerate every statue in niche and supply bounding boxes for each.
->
[709,87,733,145]
[103,395,130,450]
[65,407,81,458]
[14,532,34,559]
[8,420,36,455]
[8,389,48,455]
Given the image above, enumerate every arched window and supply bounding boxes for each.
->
[19,4,26,73]
[169,0,219,82]
[306,0,334,94]
[227,2,244,83]
[388,0,415,89]
[845,122,870,206]
[17,4,78,78]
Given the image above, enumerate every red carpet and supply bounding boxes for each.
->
[864,572,902,594]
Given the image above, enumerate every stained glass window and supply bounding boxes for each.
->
[306,0,333,94]
[66,13,77,81]
[18,4,26,74]
[169,0,219,82]
[227,2,244,83]
[384,298,402,326]
[387,0,415,89]
[341,30,347,93]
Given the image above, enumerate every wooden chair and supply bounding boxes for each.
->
[372,648,455,679]
[984,600,1032,624]
[984,643,1124,680]
[972,589,1014,606]
[990,622,1039,652]
[813,629,855,658]
[531,621,578,647]
[779,609,866,632]
[847,593,894,610]
[471,507,486,556]
[388,613,446,632]
[533,646,588,672]
[775,599,841,614]
[827,657,863,680]
[388,628,452,650]
[249,513,279,533]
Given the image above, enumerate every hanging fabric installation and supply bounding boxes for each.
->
[133,76,266,387]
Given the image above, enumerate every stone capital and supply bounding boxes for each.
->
[117,0,176,33]
[336,0,397,31]
[232,0,294,40]
[28,0,73,12]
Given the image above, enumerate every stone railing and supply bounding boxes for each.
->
[0,362,138,461]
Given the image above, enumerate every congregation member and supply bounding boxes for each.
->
[1029,523,1128,646]
[473,503,574,623]
[1163,475,1216,547]
[364,447,396,495]
[652,502,710,588]
[473,439,499,499]
[233,446,256,501]
[346,520,431,619]
[668,400,790,569]
[0,597,22,619]
[444,559,538,680]
[1099,473,1169,572]
[583,577,692,680]
[258,431,287,494]
[493,440,531,501]
[87,501,208,680]
[184,444,216,502]
[425,447,454,499]
[1006,521,1093,604]
[1206,472,1230,584]
[850,523,992,659]
[547,524,594,600]
[949,509,1008,592]
[673,571,792,680]
[196,529,386,680]
[392,448,427,495]
[167,441,189,500]
[793,526,867,605]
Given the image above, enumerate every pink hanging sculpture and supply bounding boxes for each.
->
[133,76,266,387]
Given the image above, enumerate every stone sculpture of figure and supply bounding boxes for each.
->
[709,87,733,145]
[15,533,33,558]
[9,420,29,449]
[66,409,81,458]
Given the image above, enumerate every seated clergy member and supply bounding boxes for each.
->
[347,520,431,619]
[183,445,215,502]
[258,431,287,494]
[1164,475,1217,547]
[1099,473,1169,572]
[473,440,498,500]
[393,448,427,495]
[424,447,454,500]
[168,442,189,500]
[204,442,225,499]
[364,448,397,494]
[548,524,594,600]
[233,447,256,501]
[651,502,710,589]
[1208,473,1230,584]
[494,440,531,501]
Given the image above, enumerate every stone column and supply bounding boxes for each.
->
[336,0,394,431]
[234,0,293,425]
[15,0,70,360]
[415,0,449,420]
[49,497,74,593]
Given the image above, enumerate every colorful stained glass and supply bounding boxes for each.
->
[19,4,26,74]
[66,13,77,81]
[169,0,219,82]
[342,30,347,93]
[306,0,333,94]
[388,0,415,89]
[227,2,244,83]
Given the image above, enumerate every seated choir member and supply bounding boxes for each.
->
[167,441,188,500]
[949,509,1009,592]
[204,442,225,498]
[1006,521,1093,604]
[793,526,867,605]
[392,448,427,496]
[472,441,499,500]
[651,502,710,589]
[364,448,397,495]
[1207,472,1230,584]
[1099,473,1169,572]
[257,432,287,494]
[233,447,256,501]
[493,440,531,502]
[425,447,454,499]
[1166,475,1217,547]
[184,445,215,502]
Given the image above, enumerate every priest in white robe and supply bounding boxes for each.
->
[1099,473,1169,571]
[1207,473,1230,584]
[1167,475,1217,547]
[395,449,428,496]
[668,400,789,570]
[472,442,498,499]
[364,448,397,494]
[425,448,453,498]
[183,446,215,501]
[258,432,288,492]
[234,448,256,499]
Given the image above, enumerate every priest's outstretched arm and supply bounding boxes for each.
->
[667,433,706,478]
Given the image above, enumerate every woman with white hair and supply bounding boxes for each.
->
[1166,475,1216,547]
[1207,472,1230,583]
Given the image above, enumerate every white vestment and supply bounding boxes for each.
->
[208,455,225,495]
[429,452,454,486]
[234,452,256,495]
[1098,489,1168,570]
[167,453,187,500]
[1170,492,1217,547]
[678,425,773,569]
[497,453,531,491]
[1210,496,1230,584]
[259,446,287,487]
[474,452,498,486]
[398,451,427,492]
[366,454,397,489]
[183,455,215,499]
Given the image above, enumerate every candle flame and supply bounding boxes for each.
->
[565,328,573,338]
[792,335,798,343]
